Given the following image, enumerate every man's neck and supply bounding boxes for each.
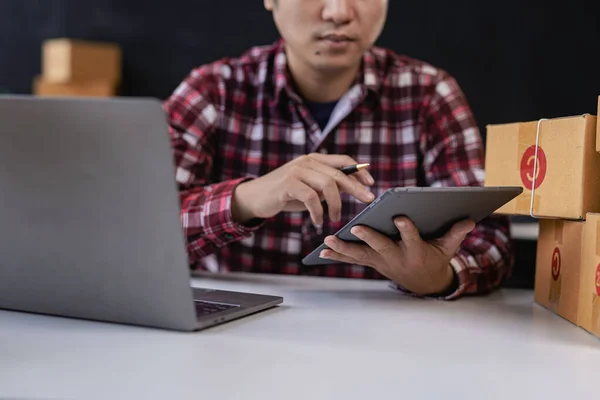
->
[286,53,361,103]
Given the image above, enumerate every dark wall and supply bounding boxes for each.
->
[1,0,598,138]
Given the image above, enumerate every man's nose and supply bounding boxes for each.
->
[322,0,354,26]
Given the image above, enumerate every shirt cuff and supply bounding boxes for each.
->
[199,177,264,248]
[440,253,473,300]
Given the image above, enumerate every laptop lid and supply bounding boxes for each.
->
[0,96,199,331]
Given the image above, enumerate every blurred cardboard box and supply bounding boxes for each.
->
[485,114,600,219]
[42,38,121,84]
[597,96,600,152]
[535,219,584,325]
[578,213,600,338]
[33,76,115,97]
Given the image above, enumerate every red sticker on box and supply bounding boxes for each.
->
[552,247,561,281]
[520,145,547,190]
[595,264,600,296]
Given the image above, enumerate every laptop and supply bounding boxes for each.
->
[0,95,283,331]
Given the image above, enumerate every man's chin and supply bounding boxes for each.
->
[311,56,362,73]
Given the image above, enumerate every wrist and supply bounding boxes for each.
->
[434,263,459,297]
[422,263,455,296]
[231,181,257,224]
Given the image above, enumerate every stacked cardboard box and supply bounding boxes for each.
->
[33,38,122,97]
[485,95,600,340]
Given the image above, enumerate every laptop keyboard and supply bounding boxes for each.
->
[194,300,239,316]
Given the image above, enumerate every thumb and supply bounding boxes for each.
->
[438,219,476,256]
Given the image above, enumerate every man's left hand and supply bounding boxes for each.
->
[320,217,476,295]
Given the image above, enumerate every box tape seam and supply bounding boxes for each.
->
[596,220,600,257]
[529,118,548,218]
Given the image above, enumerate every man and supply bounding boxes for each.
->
[163,0,513,300]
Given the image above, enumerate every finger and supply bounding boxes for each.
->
[307,153,375,187]
[332,167,375,203]
[350,225,397,256]
[341,165,374,187]
[320,182,342,223]
[296,171,342,222]
[323,236,379,267]
[285,181,324,225]
[394,217,423,248]
[454,218,476,234]
[437,219,476,256]
[344,174,375,192]
[353,171,375,187]
[347,174,362,185]
[303,156,375,203]
[319,249,362,265]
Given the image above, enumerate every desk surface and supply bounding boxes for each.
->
[1,272,598,399]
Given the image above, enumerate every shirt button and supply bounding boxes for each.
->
[223,233,235,241]
[319,148,327,154]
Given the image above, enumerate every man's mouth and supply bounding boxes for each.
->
[320,34,355,43]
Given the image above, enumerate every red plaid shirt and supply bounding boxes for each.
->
[164,40,513,299]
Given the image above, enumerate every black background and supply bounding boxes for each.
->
[1,0,598,135]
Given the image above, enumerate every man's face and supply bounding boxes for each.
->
[265,0,388,72]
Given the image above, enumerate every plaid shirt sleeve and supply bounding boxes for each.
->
[163,68,262,266]
[394,71,513,300]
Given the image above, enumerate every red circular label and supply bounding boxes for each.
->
[595,264,600,296]
[551,247,561,281]
[520,146,547,190]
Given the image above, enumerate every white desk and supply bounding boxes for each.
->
[1,272,598,399]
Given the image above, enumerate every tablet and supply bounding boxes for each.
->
[301,186,523,266]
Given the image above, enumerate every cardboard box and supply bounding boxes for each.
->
[534,219,584,325]
[578,213,600,338]
[33,76,116,97]
[42,38,121,84]
[485,114,600,219]
[597,96,600,152]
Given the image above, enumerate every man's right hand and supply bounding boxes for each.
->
[231,153,375,225]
